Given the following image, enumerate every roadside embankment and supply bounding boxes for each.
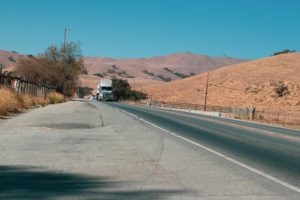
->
[0,87,65,117]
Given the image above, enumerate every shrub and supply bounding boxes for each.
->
[27,54,35,58]
[47,92,65,104]
[0,88,21,115]
[18,95,35,109]
[32,97,49,107]
[81,68,88,74]
[94,73,104,78]
[142,70,154,76]
[272,49,296,56]
[157,74,172,82]
[77,87,93,98]
[274,82,289,97]
[8,56,16,62]
[107,69,116,74]
[163,67,172,72]
[112,78,147,101]
[129,90,148,101]
[111,65,118,69]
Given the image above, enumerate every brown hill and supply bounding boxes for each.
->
[1,50,246,93]
[143,53,300,112]
[83,53,246,89]
[0,50,25,71]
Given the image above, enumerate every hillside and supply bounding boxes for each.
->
[83,53,246,89]
[1,49,246,92]
[143,53,300,112]
[0,50,24,71]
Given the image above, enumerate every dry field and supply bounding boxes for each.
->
[0,87,64,116]
[143,53,300,112]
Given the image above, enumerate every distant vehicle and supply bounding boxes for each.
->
[96,79,113,101]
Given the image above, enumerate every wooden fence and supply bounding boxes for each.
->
[0,69,56,97]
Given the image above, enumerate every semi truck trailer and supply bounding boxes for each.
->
[96,79,113,101]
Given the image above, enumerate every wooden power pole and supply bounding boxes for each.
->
[204,72,209,111]
[63,27,67,54]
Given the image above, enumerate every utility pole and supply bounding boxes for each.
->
[62,27,69,95]
[63,27,69,54]
[204,72,209,111]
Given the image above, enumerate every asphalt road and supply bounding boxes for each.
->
[1,100,300,199]
[106,102,300,190]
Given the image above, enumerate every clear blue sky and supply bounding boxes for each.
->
[0,0,299,59]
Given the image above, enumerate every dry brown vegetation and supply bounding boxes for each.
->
[0,88,21,115]
[46,92,65,104]
[143,53,300,112]
[0,87,65,116]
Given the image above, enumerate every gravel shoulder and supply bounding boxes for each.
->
[0,100,299,199]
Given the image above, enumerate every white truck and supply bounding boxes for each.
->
[96,79,113,101]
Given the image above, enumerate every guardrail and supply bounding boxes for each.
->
[0,69,56,97]
[129,100,300,129]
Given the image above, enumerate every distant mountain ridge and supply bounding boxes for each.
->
[83,52,247,88]
[0,49,247,91]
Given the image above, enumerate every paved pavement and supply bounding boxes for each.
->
[0,100,299,199]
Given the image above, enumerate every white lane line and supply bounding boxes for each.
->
[116,107,300,194]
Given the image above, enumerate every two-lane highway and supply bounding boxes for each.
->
[106,102,300,191]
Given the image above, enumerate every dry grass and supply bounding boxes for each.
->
[33,96,49,107]
[47,92,65,104]
[0,88,65,116]
[0,87,22,116]
[18,95,35,109]
[143,53,300,112]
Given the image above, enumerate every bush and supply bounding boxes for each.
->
[274,82,289,97]
[94,73,104,78]
[18,95,35,109]
[32,97,49,107]
[272,49,296,56]
[157,74,172,82]
[107,69,116,74]
[77,87,93,98]
[129,90,148,101]
[142,70,155,76]
[0,88,21,115]
[27,54,35,58]
[47,92,65,104]
[111,65,118,69]
[8,56,16,62]
[112,78,147,101]
[81,68,88,74]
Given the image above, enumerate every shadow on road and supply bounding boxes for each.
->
[0,165,184,200]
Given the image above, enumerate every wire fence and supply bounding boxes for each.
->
[132,100,300,129]
[0,69,56,97]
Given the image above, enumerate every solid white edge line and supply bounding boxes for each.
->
[115,107,300,194]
